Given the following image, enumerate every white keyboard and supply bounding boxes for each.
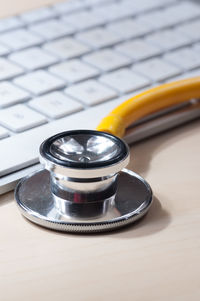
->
[0,0,200,193]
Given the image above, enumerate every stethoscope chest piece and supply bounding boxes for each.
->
[15,130,153,233]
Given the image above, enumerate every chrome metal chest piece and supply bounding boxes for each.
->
[15,130,153,233]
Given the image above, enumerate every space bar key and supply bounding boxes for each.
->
[0,98,123,177]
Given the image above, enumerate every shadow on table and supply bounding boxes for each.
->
[0,191,13,207]
[128,119,200,177]
[110,196,170,238]
[113,120,200,238]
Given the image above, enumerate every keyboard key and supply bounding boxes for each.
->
[193,43,200,55]
[43,37,90,59]
[166,69,200,82]
[14,70,65,95]
[83,49,131,72]
[0,82,30,107]
[137,2,200,30]
[65,80,117,106]
[164,48,200,71]
[0,0,200,186]
[133,58,181,82]
[0,17,23,33]
[0,95,126,177]
[0,44,10,56]
[0,58,23,80]
[0,126,8,139]
[163,2,200,25]
[20,7,56,24]
[146,29,191,52]
[29,91,83,119]
[92,2,135,22]
[53,0,87,14]
[180,69,200,79]
[84,0,114,6]
[137,10,170,31]
[99,68,150,93]
[176,20,200,43]
[29,19,75,40]
[76,28,122,49]
[49,60,99,83]
[9,47,58,70]
[107,18,152,40]
[0,104,46,132]
[126,0,175,14]
[115,39,161,62]
[0,29,43,50]
[61,10,105,30]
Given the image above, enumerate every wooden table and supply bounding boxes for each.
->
[0,1,200,300]
[1,118,199,301]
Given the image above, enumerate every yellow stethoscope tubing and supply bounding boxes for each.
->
[96,76,200,138]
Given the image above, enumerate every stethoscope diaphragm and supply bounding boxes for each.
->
[15,130,153,233]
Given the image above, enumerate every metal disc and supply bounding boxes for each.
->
[15,169,153,233]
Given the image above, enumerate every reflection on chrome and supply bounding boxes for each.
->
[50,133,121,163]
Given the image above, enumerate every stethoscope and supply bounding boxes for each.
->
[15,77,200,233]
